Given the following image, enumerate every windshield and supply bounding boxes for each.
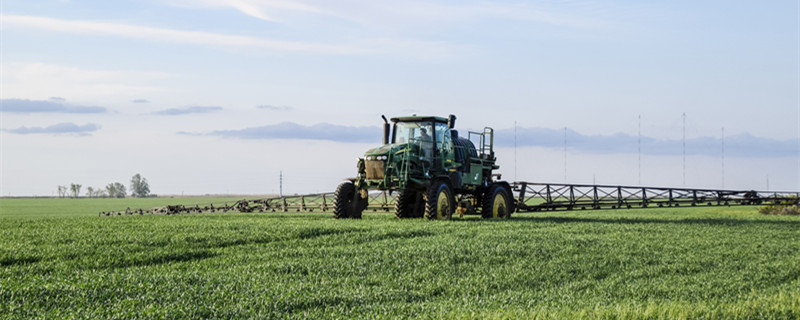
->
[394,121,432,144]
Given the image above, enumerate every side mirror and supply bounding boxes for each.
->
[447,114,456,129]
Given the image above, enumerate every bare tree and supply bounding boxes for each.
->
[86,186,94,198]
[130,174,150,198]
[57,185,67,198]
[70,184,82,198]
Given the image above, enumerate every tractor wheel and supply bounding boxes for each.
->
[424,181,455,220]
[333,181,366,219]
[395,189,423,218]
[353,190,368,219]
[482,183,513,219]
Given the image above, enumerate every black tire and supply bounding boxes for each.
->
[333,181,366,219]
[482,183,513,219]
[353,191,368,219]
[395,189,423,218]
[424,180,455,220]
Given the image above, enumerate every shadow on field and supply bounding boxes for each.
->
[108,250,217,269]
[297,227,362,240]
[362,229,434,241]
[296,227,433,243]
[508,216,800,227]
[0,256,41,267]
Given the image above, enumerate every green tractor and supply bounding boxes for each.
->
[333,114,514,220]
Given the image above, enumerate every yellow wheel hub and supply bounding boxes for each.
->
[436,190,450,219]
[492,192,507,218]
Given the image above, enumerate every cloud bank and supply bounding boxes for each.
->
[192,122,380,143]
[183,122,797,158]
[493,127,799,158]
[3,123,100,136]
[153,106,222,115]
[1,99,106,113]
[2,14,451,58]
[257,105,293,111]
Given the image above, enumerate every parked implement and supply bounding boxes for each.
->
[333,115,513,220]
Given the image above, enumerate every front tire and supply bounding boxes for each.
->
[333,181,366,219]
[482,183,513,219]
[425,181,455,220]
[395,189,424,218]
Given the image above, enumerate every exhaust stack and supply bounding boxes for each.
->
[381,115,390,145]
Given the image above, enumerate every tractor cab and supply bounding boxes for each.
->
[390,116,453,173]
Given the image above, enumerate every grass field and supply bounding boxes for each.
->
[1,198,799,319]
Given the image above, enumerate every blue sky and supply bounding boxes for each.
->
[1,0,798,196]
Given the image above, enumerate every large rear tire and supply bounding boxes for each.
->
[482,183,513,219]
[425,181,455,220]
[395,189,424,218]
[333,181,366,219]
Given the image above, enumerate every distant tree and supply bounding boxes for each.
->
[115,182,127,198]
[57,185,67,198]
[70,184,82,198]
[106,182,127,198]
[130,174,150,198]
[91,189,102,198]
[86,187,94,198]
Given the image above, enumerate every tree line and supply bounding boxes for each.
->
[57,174,151,198]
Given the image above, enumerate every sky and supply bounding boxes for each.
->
[1,0,798,196]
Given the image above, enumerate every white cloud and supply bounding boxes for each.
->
[2,62,171,101]
[169,0,611,29]
[1,14,454,58]
[2,14,362,54]
[171,0,324,21]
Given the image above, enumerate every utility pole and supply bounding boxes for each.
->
[682,113,686,186]
[721,128,725,189]
[638,115,641,186]
[279,171,283,197]
[514,121,517,182]
[564,127,567,183]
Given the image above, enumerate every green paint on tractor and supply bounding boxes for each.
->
[333,115,514,220]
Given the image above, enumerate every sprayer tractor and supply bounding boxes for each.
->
[333,115,514,220]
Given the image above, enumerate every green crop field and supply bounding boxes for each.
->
[1,198,799,319]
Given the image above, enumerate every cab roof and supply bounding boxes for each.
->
[390,115,448,123]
